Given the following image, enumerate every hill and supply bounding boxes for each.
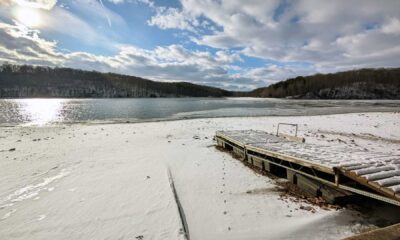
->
[1,64,399,99]
[250,68,400,99]
[0,64,233,98]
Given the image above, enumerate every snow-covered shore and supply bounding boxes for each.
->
[1,112,400,240]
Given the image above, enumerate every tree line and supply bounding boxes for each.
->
[0,64,233,98]
[250,68,400,99]
[1,64,399,99]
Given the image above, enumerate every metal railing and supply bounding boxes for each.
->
[276,123,298,137]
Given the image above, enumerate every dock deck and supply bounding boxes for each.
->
[216,130,400,206]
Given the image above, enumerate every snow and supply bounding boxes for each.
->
[218,127,400,200]
[0,112,400,239]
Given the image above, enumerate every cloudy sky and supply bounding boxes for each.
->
[0,0,400,90]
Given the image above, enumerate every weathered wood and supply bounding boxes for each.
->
[216,130,400,205]
[335,173,340,186]
[246,144,334,174]
[355,166,395,176]
[364,170,400,181]
[376,176,400,187]
[295,174,351,203]
[263,161,271,172]
[287,169,296,184]
[344,164,374,171]
[389,185,400,194]
[216,138,224,147]
[232,146,245,160]
[248,155,269,171]
[341,170,400,200]
[343,223,400,240]
[252,158,263,169]
[296,173,321,197]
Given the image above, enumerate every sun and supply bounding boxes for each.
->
[15,7,42,28]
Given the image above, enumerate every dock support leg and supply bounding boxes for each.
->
[335,173,340,187]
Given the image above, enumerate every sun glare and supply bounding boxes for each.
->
[17,99,65,125]
[15,7,42,28]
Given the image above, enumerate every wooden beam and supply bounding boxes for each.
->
[246,144,334,174]
[343,223,400,240]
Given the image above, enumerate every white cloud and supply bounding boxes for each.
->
[382,18,400,35]
[0,0,129,51]
[148,7,198,32]
[215,50,242,64]
[42,7,113,46]
[0,21,261,90]
[14,0,57,10]
[0,22,62,65]
[67,0,127,28]
[238,64,315,87]
[107,0,124,4]
[150,0,400,74]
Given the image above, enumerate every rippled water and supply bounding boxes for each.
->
[0,98,399,125]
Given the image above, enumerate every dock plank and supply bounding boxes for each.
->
[216,130,400,204]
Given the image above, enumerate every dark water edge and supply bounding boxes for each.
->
[0,98,399,126]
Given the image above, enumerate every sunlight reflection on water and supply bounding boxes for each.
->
[14,99,66,125]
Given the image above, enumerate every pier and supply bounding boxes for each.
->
[215,130,400,206]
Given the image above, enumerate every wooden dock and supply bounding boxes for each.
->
[343,223,400,240]
[215,130,400,206]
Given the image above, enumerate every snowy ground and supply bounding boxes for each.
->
[1,112,400,240]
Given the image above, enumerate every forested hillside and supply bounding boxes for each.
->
[1,64,399,99]
[250,68,400,99]
[0,64,232,98]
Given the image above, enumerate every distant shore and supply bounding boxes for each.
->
[2,65,400,99]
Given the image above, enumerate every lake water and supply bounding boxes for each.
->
[0,98,399,125]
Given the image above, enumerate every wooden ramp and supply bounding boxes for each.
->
[343,223,400,240]
[216,130,400,206]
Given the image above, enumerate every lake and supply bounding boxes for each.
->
[0,98,399,125]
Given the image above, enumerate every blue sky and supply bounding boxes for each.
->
[0,0,400,90]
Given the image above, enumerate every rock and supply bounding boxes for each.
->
[9,148,16,151]
[299,205,313,211]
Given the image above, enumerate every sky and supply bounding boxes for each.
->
[0,0,400,90]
